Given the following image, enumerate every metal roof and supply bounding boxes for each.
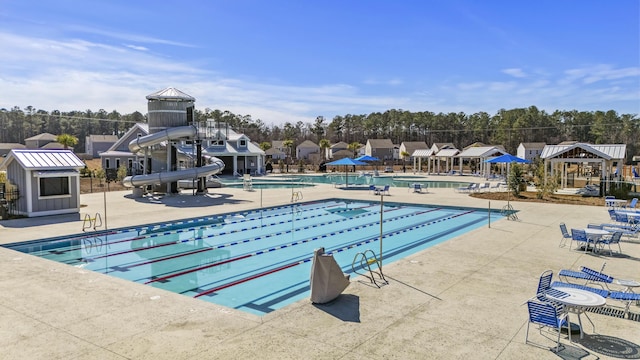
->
[540,143,626,160]
[411,149,434,157]
[435,148,460,157]
[1,149,85,170]
[457,146,506,158]
[146,87,195,101]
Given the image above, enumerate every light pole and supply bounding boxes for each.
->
[379,192,384,272]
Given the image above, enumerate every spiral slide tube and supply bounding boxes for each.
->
[122,126,225,188]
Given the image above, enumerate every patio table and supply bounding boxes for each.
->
[582,228,610,252]
[606,199,628,208]
[546,287,606,339]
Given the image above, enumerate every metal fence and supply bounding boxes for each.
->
[0,184,21,219]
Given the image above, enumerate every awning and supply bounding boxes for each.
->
[33,170,80,178]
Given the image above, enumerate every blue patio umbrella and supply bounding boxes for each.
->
[355,155,380,162]
[484,153,530,210]
[484,153,531,164]
[326,157,366,187]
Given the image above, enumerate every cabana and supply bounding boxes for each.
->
[456,146,508,176]
[540,143,626,190]
[411,149,434,173]
[411,148,460,174]
[434,148,460,174]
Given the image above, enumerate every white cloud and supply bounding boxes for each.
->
[125,44,149,51]
[502,68,527,78]
[1,29,638,125]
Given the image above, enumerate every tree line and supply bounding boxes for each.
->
[1,105,638,163]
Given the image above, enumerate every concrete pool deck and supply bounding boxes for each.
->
[1,176,639,359]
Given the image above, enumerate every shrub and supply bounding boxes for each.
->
[508,163,524,196]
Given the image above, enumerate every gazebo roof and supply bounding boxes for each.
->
[436,148,460,157]
[411,149,434,157]
[457,146,506,158]
[540,143,626,161]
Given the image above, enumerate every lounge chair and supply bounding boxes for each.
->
[525,300,570,352]
[601,222,640,240]
[576,184,599,197]
[558,223,571,248]
[374,185,390,196]
[553,278,640,316]
[477,182,490,192]
[412,183,423,193]
[455,183,474,193]
[559,263,610,287]
[368,184,376,194]
[625,197,638,209]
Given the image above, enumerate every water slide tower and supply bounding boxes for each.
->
[146,87,195,193]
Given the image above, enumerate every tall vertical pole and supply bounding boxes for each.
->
[103,185,107,230]
[379,193,384,271]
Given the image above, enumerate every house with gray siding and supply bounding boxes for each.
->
[25,133,58,149]
[365,139,394,161]
[0,143,26,157]
[86,134,119,158]
[99,123,149,175]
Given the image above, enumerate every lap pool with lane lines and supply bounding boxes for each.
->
[4,199,505,316]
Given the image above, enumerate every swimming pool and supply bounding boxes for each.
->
[223,181,316,189]
[4,199,503,316]
[261,174,470,188]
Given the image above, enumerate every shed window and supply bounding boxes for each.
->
[39,177,70,197]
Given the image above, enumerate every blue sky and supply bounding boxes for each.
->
[1,0,638,126]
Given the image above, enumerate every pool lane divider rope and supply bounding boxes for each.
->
[142,206,426,283]
[92,204,388,267]
[56,201,342,248]
[62,202,378,259]
[193,209,477,298]
[152,209,468,287]
[134,201,342,235]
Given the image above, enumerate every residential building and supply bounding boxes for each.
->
[365,139,394,161]
[86,134,119,158]
[517,142,546,161]
[25,133,57,149]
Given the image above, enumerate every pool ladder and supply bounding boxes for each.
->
[291,191,303,202]
[242,174,253,191]
[351,249,387,287]
[501,204,519,221]
[82,212,103,232]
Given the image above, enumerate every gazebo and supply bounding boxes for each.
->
[540,143,626,189]
[411,149,434,173]
[456,146,508,176]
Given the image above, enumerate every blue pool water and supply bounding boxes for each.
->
[236,174,471,189]
[223,181,316,189]
[4,199,503,316]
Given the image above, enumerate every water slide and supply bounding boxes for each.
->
[122,125,225,188]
